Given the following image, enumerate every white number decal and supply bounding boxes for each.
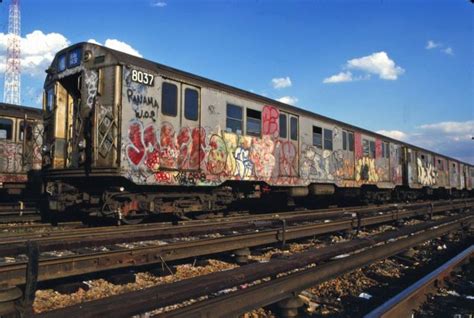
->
[131,69,154,86]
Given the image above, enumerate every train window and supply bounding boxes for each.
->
[226,104,243,134]
[312,126,322,148]
[348,132,354,151]
[290,116,298,141]
[363,139,375,158]
[279,113,287,139]
[324,129,333,151]
[380,141,389,158]
[67,48,82,68]
[342,131,347,150]
[18,121,33,141]
[0,118,13,140]
[184,88,199,121]
[162,82,178,117]
[343,130,354,151]
[246,108,261,137]
[46,88,54,111]
[370,141,375,158]
[452,163,456,173]
[58,54,66,72]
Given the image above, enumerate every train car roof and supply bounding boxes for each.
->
[56,42,473,167]
[0,103,43,119]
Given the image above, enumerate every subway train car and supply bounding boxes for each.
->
[41,43,473,223]
[0,103,43,199]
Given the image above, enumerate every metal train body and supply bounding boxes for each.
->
[41,43,473,221]
[0,103,43,197]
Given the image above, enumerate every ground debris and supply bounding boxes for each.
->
[33,259,237,313]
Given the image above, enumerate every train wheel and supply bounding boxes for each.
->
[121,210,146,225]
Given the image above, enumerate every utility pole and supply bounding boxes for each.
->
[3,0,21,105]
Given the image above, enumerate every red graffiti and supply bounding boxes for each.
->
[190,127,206,170]
[143,125,160,171]
[154,171,172,183]
[354,132,362,159]
[177,127,191,169]
[262,105,279,137]
[279,141,297,176]
[160,122,177,169]
[127,122,145,166]
[375,139,382,159]
[126,122,160,171]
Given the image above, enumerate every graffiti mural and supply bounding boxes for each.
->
[416,157,437,186]
[84,70,98,109]
[355,157,380,182]
[300,145,344,181]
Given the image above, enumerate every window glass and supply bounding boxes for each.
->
[46,88,54,111]
[68,48,81,68]
[0,118,13,140]
[19,121,33,141]
[162,82,178,116]
[324,129,333,150]
[369,141,376,158]
[342,131,347,150]
[385,142,390,158]
[58,54,66,72]
[381,143,385,158]
[246,108,261,137]
[184,88,198,121]
[348,132,354,151]
[279,113,287,139]
[290,116,298,141]
[363,139,370,157]
[312,126,322,148]
[226,104,242,134]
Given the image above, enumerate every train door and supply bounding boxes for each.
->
[159,79,201,171]
[18,117,37,171]
[280,114,299,177]
[376,139,390,182]
[460,163,465,189]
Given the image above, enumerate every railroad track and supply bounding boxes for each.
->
[0,201,41,223]
[0,199,471,316]
[365,245,473,318]
[27,211,473,318]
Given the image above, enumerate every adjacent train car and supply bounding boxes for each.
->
[41,43,472,223]
[0,103,43,198]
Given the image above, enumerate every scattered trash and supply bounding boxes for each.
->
[358,292,373,300]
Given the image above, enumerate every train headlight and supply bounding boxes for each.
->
[78,139,86,149]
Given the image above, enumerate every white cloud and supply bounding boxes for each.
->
[277,96,298,105]
[87,39,142,57]
[323,71,353,84]
[418,120,473,135]
[376,130,409,141]
[271,76,292,89]
[323,51,404,84]
[0,30,70,76]
[377,120,474,164]
[346,51,405,80]
[151,1,167,7]
[426,40,441,50]
[442,47,453,55]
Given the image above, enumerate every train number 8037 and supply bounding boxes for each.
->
[131,69,154,86]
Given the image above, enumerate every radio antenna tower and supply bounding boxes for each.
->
[3,0,21,105]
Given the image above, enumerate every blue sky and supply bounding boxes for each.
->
[0,0,473,162]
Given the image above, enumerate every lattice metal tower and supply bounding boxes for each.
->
[3,0,21,105]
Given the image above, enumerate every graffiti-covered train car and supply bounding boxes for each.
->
[41,43,472,223]
[0,103,43,198]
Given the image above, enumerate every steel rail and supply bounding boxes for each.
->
[0,199,470,257]
[34,214,473,318]
[364,245,474,318]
